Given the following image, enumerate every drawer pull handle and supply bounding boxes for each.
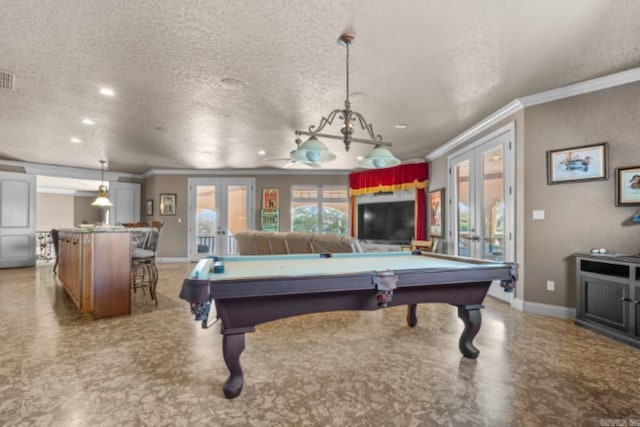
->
[621,297,632,302]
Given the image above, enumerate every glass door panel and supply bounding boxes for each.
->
[226,185,249,255]
[196,185,217,256]
[189,178,254,260]
[481,146,504,261]
[455,159,473,257]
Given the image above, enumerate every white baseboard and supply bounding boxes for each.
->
[520,300,576,320]
[512,298,575,319]
[512,297,524,311]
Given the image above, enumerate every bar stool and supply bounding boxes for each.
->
[51,229,59,274]
[131,226,161,305]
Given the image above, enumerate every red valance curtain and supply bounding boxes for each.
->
[349,162,429,240]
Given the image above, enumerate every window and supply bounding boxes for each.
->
[291,185,349,235]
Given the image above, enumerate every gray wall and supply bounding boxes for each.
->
[144,173,349,258]
[143,174,188,258]
[523,82,640,307]
[36,193,74,231]
[429,82,640,309]
[74,195,103,225]
[36,193,102,230]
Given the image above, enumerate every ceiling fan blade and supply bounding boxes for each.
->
[265,156,322,169]
[282,161,323,169]
[264,157,291,162]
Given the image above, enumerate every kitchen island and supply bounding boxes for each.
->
[57,227,140,319]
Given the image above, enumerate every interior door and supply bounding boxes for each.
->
[108,182,141,225]
[0,171,36,268]
[449,126,514,302]
[188,178,254,261]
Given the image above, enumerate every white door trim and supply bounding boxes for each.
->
[447,122,516,304]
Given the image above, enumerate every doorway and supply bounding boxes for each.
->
[448,123,515,303]
[187,178,254,261]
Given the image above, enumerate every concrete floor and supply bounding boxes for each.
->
[1,262,639,426]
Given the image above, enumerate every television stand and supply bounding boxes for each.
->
[575,253,640,348]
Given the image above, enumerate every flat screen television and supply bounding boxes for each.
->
[357,201,415,245]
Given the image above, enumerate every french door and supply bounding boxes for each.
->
[187,178,254,261]
[448,124,515,302]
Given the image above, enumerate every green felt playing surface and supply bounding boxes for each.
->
[188,252,500,282]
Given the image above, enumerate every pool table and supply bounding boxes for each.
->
[179,251,517,399]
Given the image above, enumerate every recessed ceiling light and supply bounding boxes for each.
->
[99,87,115,96]
[258,150,266,156]
[220,78,244,90]
[82,118,95,125]
[70,137,82,143]
[356,156,364,161]
[395,124,408,129]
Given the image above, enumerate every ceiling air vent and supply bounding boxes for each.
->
[0,71,15,90]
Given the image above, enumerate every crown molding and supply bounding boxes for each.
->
[426,67,640,161]
[426,100,523,160]
[0,158,351,181]
[36,188,95,197]
[519,67,640,108]
[142,168,351,178]
[37,187,77,195]
[0,159,141,181]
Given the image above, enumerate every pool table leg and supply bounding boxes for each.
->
[406,304,418,327]
[456,304,483,359]
[222,332,246,399]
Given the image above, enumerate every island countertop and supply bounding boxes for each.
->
[58,226,155,233]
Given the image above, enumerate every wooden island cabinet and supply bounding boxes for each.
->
[58,229,131,319]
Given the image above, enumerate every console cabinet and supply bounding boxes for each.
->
[58,230,131,319]
[575,254,640,348]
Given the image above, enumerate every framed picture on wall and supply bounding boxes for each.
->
[546,142,608,184]
[160,194,176,216]
[262,188,279,209]
[428,188,444,237]
[615,165,640,206]
[146,199,153,216]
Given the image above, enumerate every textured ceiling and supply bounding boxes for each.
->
[2,0,640,175]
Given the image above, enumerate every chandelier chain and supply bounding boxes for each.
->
[346,41,350,104]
